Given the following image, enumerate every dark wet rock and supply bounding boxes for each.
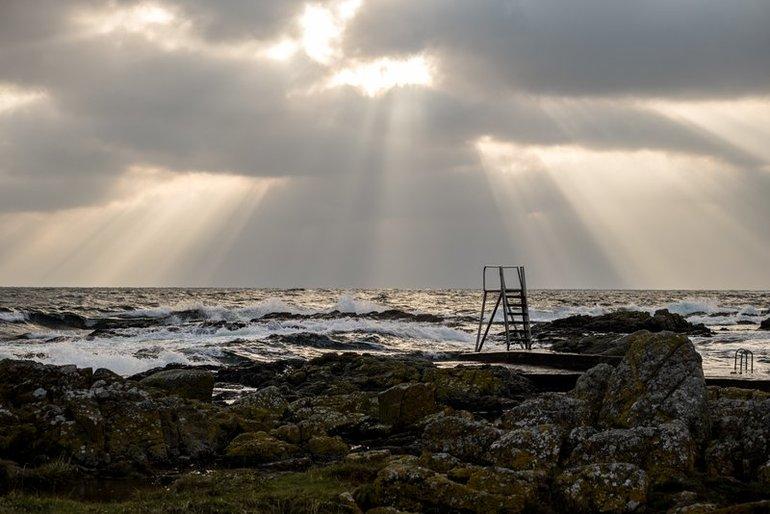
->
[216,359,305,389]
[378,383,437,428]
[760,317,770,330]
[268,332,382,351]
[551,333,631,355]
[599,331,710,443]
[0,359,92,405]
[555,462,648,513]
[26,311,90,330]
[139,369,214,402]
[538,310,711,349]
[567,421,696,485]
[704,387,770,481]
[422,412,502,463]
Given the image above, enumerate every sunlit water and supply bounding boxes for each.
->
[0,288,768,378]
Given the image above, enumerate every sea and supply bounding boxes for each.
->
[0,288,768,378]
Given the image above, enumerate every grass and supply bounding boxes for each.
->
[0,460,388,514]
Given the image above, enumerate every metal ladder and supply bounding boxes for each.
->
[475,266,532,352]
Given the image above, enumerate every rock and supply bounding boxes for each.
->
[0,359,92,405]
[567,421,696,485]
[422,413,502,463]
[502,392,590,430]
[230,386,289,430]
[452,465,544,501]
[417,451,462,473]
[271,423,301,444]
[378,383,437,428]
[539,310,710,347]
[551,334,631,356]
[599,331,710,443]
[92,368,123,384]
[572,363,613,422]
[487,424,563,471]
[307,435,349,458]
[372,460,532,512]
[423,366,533,411]
[225,431,299,464]
[704,387,770,480]
[760,317,770,330]
[139,369,214,401]
[555,463,648,513]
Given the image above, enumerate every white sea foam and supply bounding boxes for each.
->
[330,294,389,314]
[0,340,218,376]
[0,311,26,322]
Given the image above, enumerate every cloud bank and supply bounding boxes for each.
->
[0,0,768,288]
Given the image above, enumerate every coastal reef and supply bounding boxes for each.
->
[1,331,769,513]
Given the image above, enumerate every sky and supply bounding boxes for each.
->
[0,0,769,289]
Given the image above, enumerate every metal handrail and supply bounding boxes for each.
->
[733,349,754,374]
[482,265,525,292]
[476,265,532,352]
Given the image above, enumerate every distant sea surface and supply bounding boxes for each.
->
[0,288,768,377]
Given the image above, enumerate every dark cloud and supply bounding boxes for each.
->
[0,0,768,287]
[345,0,770,98]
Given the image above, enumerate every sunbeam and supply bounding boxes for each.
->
[0,168,281,286]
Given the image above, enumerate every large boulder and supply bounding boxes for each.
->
[571,364,613,423]
[422,365,533,411]
[487,424,563,471]
[502,392,590,430]
[139,369,214,402]
[598,331,709,443]
[378,383,437,428]
[224,431,299,465]
[555,463,648,513]
[422,413,502,463]
[567,421,696,485]
[704,387,770,480]
[539,310,710,348]
[371,458,536,513]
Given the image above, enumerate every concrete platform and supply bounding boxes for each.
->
[439,350,621,371]
[441,351,770,392]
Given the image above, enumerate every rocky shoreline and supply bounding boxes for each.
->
[1,329,769,512]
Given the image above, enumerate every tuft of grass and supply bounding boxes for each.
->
[0,467,363,514]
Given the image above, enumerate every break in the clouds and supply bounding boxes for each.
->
[0,0,769,289]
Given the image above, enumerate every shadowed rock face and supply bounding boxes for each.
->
[0,337,768,513]
[538,309,712,355]
[599,331,710,444]
[760,317,770,330]
[139,369,215,401]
